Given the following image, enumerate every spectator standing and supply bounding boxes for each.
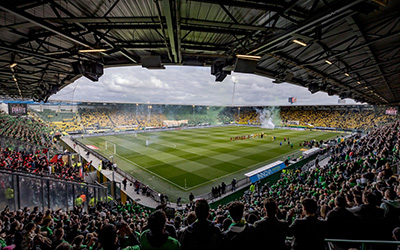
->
[189,193,194,203]
[326,196,360,249]
[353,191,384,240]
[122,178,127,190]
[380,188,400,240]
[221,182,226,194]
[139,210,180,250]
[231,178,237,191]
[288,198,327,250]
[222,201,255,250]
[180,199,222,250]
[253,199,288,250]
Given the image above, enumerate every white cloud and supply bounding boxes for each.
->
[50,66,357,106]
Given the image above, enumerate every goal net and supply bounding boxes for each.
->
[105,141,116,155]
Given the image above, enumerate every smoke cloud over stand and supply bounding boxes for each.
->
[257,107,281,129]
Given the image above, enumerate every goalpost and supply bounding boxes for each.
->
[105,141,116,155]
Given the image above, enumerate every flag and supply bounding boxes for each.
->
[50,155,59,163]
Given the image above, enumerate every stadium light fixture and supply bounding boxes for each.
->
[236,54,261,61]
[44,51,69,55]
[293,39,307,46]
[357,81,361,84]
[78,49,107,53]
[325,60,332,65]
[9,63,17,68]
[21,56,33,61]
[344,73,350,77]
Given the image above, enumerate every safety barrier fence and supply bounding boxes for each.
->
[284,237,400,250]
[0,168,107,212]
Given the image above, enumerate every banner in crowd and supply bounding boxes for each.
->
[8,103,27,116]
[163,120,188,127]
[285,120,300,125]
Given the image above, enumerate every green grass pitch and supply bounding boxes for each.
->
[78,126,341,195]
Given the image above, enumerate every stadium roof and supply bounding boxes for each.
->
[0,0,399,104]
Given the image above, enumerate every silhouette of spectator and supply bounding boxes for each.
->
[222,201,255,250]
[139,210,180,250]
[180,199,222,250]
[288,198,327,250]
[253,198,288,250]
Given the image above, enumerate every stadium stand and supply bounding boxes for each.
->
[280,108,396,130]
[32,104,397,135]
[0,111,90,183]
[0,112,55,149]
[32,109,81,134]
[0,146,85,182]
[1,117,400,249]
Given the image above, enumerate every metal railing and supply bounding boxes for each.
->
[284,237,400,250]
[0,168,107,212]
[325,238,400,250]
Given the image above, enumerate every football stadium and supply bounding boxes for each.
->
[0,0,400,249]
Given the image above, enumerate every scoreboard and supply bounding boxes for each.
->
[386,107,397,116]
[8,103,27,116]
[288,97,297,104]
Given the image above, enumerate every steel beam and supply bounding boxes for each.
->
[162,0,178,63]
[249,0,363,55]
[0,45,71,67]
[44,16,160,23]
[190,0,307,18]
[266,52,376,103]
[346,16,396,101]
[49,0,137,64]
[0,2,95,49]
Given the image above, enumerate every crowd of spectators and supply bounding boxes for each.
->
[0,120,399,249]
[2,104,400,249]
[0,112,55,149]
[0,146,84,181]
[233,109,259,124]
[35,105,398,133]
[0,112,85,192]
[79,107,168,129]
[280,109,396,130]
[79,108,114,128]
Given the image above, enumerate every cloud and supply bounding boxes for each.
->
[50,66,357,106]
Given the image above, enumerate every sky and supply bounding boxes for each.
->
[50,66,356,106]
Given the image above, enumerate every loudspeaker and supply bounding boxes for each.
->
[211,60,231,82]
[141,55,165,69]
[83,63,103,81]
[233,58,257,74]
[72,61,103,82]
